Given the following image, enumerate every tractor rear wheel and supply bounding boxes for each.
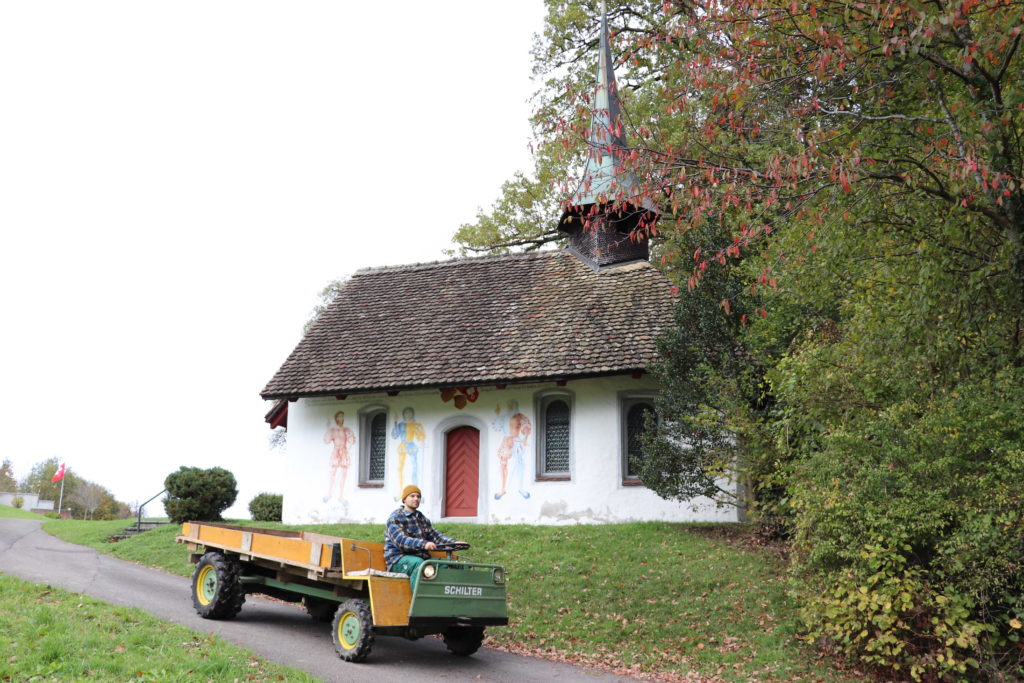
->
[331,599,374,662]
[443,626,485,656]
[191,551,245,619]
[304,596,338,622]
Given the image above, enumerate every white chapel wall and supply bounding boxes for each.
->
[279,376,740,526]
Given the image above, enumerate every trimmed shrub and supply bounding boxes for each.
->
[163,466,237,524]
[11,496,24,509]
[248,493,282,522]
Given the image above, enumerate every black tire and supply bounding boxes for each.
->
[443,626,485,656]
[190,551,245,619]
[331,599,374,662]
[304,596,338,622]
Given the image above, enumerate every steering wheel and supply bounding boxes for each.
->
[433,541,470,557]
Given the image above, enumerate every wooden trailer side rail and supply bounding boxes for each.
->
[177,522,393,579]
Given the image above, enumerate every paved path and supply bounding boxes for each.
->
[0,518,635,682]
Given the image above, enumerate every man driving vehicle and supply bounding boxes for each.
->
[384,485,466,589]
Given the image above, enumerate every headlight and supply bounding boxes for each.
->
[422,563,437,580]
[492,567,505,584]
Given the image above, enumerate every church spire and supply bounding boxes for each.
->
[559,3,658,270]
[591,5,626,151]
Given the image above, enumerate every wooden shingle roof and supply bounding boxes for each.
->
[260,250,676,399]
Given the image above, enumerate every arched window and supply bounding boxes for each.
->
[360,408,387,485]
[536,393,573,478]
[620,394,657,485]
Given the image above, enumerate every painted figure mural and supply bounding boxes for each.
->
[392,407,425,498]
[493,400,531,500]
[323,411,356,510]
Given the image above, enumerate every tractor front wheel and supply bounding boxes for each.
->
[331,599,374,662]
[191,551,245,619]
[443,626,485,656]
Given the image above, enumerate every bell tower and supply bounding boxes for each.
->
[558,6,659,269]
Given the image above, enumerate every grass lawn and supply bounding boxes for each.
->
[45,518,192,573]
[0,503,48,520]
[0,573,317,682]
[43,518,865,682]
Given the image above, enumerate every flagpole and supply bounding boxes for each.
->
[57,471,65,518]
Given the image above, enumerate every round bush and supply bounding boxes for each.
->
[248,493,282,522]
[163,466,237,523]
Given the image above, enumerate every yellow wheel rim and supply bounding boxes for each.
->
[337,610,360,649]
[196,565,217,606]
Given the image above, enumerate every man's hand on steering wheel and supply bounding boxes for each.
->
[436,541,471,551]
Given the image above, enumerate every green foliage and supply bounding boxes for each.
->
[162,466,237,523]
[0,574,316,682]
[248,492,282,522]
[641,260,763,503]
[450,168,563,255]
[804,541,987,681]
[20,457,77,504]
[16,458,127,520]
[788,371,1024,679]
[11,496,24,509]
[0,458,17,491]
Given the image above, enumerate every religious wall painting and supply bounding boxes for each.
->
[323,410,356,511]
[492,400,531,500]
[391,406,425,498]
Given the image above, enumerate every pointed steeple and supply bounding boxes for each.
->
[590,6,626,151]
[559,3,658,270]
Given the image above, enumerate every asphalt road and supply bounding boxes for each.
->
[0,518,637,682]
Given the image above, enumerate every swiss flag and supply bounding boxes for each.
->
[51,463,65,483]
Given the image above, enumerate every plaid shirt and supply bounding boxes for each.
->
[383,507,453,569]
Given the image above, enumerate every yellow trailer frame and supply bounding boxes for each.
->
[177,521,417,626]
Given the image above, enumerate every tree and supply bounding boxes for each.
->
[18,458,126,519]
[163,466,237,523]
[462,1,1024,676]
[70,482,107,520]
[248,492,282,522]
[303,276,350,334]
[0,458,16,491]
[20,458,79,505]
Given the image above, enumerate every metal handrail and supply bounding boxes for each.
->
[135,488,167,533]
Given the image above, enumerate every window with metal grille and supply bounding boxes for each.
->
[536,394,572,478]
[624,401,655,479]
[360,408,387,485]
[368,413,386,481]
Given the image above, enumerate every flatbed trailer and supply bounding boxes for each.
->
[176,522,508,661]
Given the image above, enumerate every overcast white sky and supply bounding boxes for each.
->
[0,1,548,517]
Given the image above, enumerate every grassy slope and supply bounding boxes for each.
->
[0,503,47,520]
[0,574,317,682]
[44,519,864,682]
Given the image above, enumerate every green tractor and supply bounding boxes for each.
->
[178,522,508,662]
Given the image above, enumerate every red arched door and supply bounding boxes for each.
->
[444,426,479,517]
